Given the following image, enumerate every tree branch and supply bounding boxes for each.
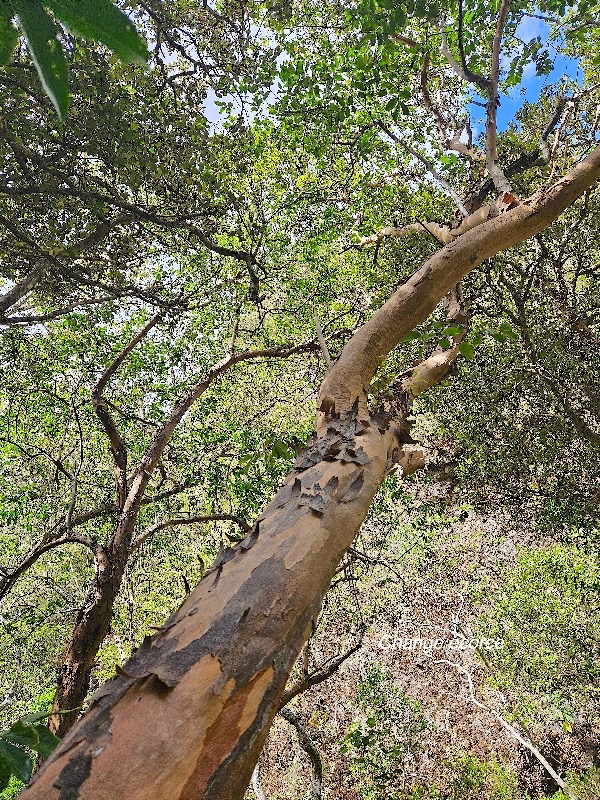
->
[436,659,578,800]
[279,635,363,709]
[0,534,97,601]
[132,514,252,552]
[486,0,513,194]
[279,707,323,800]
[319,143,600,418]
[376,120,469,217]
[117,341,317,550]
[438,20,488,91]
[420,53,484,162]
[91,312,164,510]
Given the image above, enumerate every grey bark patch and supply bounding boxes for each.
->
[240,521,260,551]
[294,450,321,471]
[298,492,325,515]
[123,552,310,692]
[339,446,369,465]
[323,438,342,460]
[291,478,301,498]
[150,670,178,691]
[55,751,92,800]
[298,476,339,515]
[239,607,250,623]
[210,545,238,586]
[293,408,375,472]
[340,472,364,503]
[371,408,392,431]
[355,418,371,435]
[212,545,237,570]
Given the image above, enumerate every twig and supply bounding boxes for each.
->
[251,763,268,800]
[131,513,251,551]
[313,309,332,368]
[376,121,469,217]
[486,0,513,194]
[279,633,364,708]
[280,707,323,800]
[436,659,579,800]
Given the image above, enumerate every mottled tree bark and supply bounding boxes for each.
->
[22,145,600,800]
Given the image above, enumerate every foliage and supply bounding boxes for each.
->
[477,545,600,729]
[0,714,59,792]
[0,0,599,795]
[404,755,523,799]
[553,769,600,800]
[0,0,147,117]
[340,662,430,799]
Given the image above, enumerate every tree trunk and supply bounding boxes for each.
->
[49,534,132,737]
[22,146,600,800]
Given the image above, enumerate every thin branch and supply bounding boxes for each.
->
[486,0,513,194]
[520,367,600,446]
[436,659,579,800]
[420,54,484,162]
[376,120,469,217]
[438,21,488,91]
[0,296,126,326]
[117,340,317,551]
[279,634,363,708]
[94,312,164,399]
[539,97,570,164]
[0,261,49,315]
[91,312,164,510]
[251,763,268,800]
[0,535,97,601]
[0,614,20,710]
[132,513,251,551]
[0,213,134,315]
[313,309,332,368]
[548,100,577,178]
[63,481,203,532]
[279,707,323,800]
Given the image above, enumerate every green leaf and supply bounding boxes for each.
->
[1,720,39,749]
[271,440,291,459]
[32,725,60,757]
[438,336,451,349]
[21,710,53,725]
[458,342,475,360]
[0,752,11,792]
[401,330,421,342]
[45,0,148,65]
[441,325,463,336]
[0,6,18,65]
[12,0,69,118]
[0,740,33,784]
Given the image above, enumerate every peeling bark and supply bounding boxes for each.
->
[25,413,398,800]
[21,145,600,800]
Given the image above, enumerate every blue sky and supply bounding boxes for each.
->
[470,15,582,132]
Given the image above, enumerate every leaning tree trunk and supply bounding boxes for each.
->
[22,147,600,800]
[49,542,126,738]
